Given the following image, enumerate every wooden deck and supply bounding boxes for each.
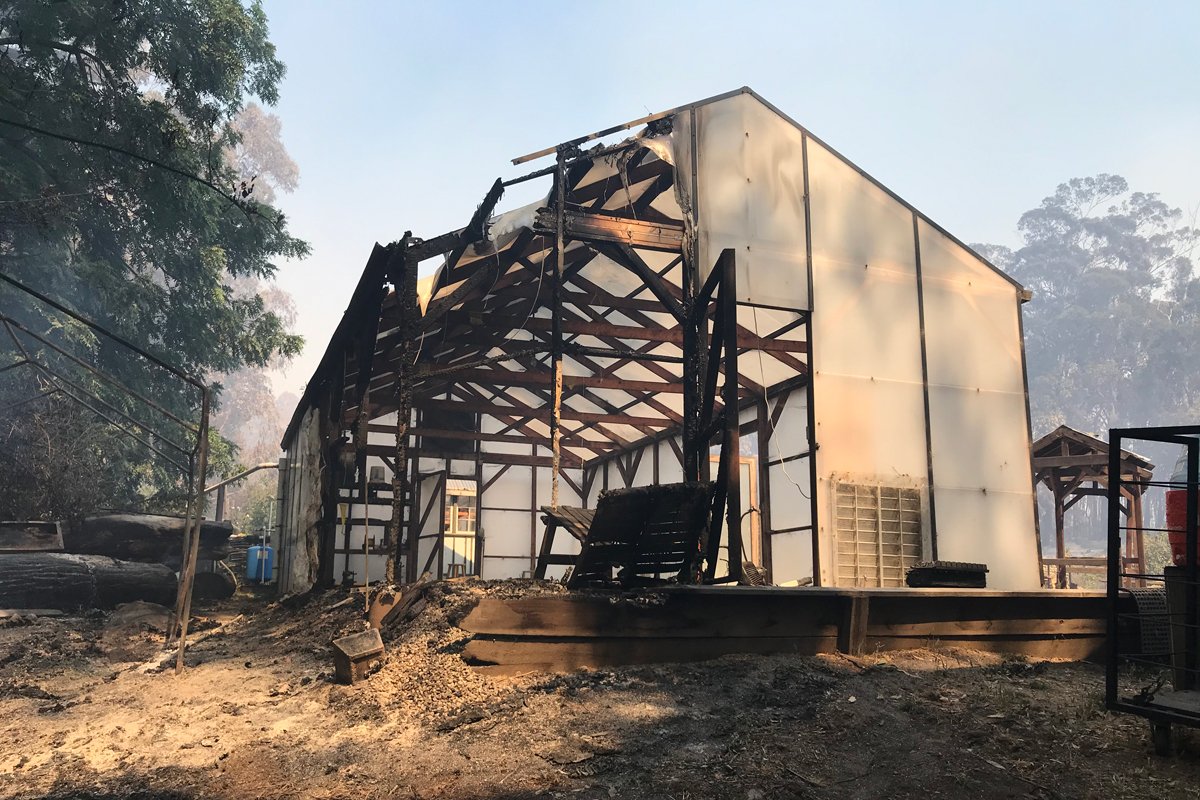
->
[460,586,1118,675]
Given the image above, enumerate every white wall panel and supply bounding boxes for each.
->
[808,138,928,585]
[483,556,532,580]
[918,218,1038,589]
[634,449,655,487]
[932,488,1040,590]
[657,439,684,484]
[481,509,533,568]
[771,530,815,586]
[769,456,812,533]
[481,464,533,509]
[695,93,809,310]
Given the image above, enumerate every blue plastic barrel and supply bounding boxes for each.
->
[246,545,274,583]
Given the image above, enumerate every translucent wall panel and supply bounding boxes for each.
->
[771,530,814,586]
[918,219,1039,589]
[480,508,532,579]
[807,139,929,586]
[695,93,810,310]
[657,438,684,484]
[278,406,322,594]
[933,489,1038,590]
[413,472,445,578]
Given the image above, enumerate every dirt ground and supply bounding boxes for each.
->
[1,579,1199,800]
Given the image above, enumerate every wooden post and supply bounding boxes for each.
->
[173,387,210,673]
[474,420,484,577]
[388,237,417,585]
[757,397,774,581]
[721,250,743,585]
[549,152,567,508]
[407,454,423,583]
[838,594,870,656]
[1133,490,1146,586]
[1053,474,1066,589]
[387,405,404,585]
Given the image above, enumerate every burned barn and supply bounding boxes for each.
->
[275,88,1041,595]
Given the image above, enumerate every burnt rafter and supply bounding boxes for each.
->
[569,153,673,206]
[418,367,685,395]
[411,394,673,429]
[532,208,685,255]
[490,348,662,443]
[445,379,631,454]
[592,241,686,322]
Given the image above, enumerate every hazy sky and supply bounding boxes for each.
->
[260,1,1200,395]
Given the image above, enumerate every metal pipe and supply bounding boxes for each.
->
[0,270,203,389]
[0,386,59,412]
[511,108,674,165]
[3,322,190,461]
[204,462,279,493]
[0,314,198,432]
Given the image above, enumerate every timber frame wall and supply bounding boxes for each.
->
[277,87,1042,593]
[277,105,814,591]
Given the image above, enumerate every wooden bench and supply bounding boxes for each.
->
[533,506,596,579]
[565,482,712,589]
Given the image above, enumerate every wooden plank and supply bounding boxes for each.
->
[864,634,1104,662]
[463,635,838,671]
[460,594,843,639]
[459,587,1115,672]
[867,617,1107,637]
[0,521,63,553]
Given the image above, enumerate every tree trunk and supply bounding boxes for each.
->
[0,553,177,610]
[63,514,233,567]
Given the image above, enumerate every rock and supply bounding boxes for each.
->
[106,601,171,633]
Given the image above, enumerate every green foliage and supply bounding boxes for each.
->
[976,175,1199,558]
[976,175,1199,436]
[0,1,305,518]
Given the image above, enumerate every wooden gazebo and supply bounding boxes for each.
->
[1032,425,1153,588]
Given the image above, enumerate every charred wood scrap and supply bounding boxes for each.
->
[0,521,64,553]
[0,553,176,611]
[62,514,233,568]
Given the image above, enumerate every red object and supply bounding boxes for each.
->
[1166,489,1193,566]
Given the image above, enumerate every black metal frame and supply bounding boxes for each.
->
[1107,425,1200,736]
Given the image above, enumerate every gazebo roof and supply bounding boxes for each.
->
[1031,424,1154,487]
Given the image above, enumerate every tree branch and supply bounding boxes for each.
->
[0,115,283,228]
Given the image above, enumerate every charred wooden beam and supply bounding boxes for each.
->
[410,396,673,428]
[359,443,583,469]
[593,241,687,322]
[588,373,809,471]
[418,367,685,395]
[533,208,685,254]
[569,157,673,205]
[397,425,617,452]
[719,249,743,584]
